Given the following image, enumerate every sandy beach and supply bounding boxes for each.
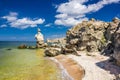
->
[50,52,120,80]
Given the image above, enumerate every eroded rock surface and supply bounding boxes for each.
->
[45,18,120,67]
[35,28,44,48]
[113,23,120,66]
[44,48,61,57]
[66,18,108,52]
[65,17,120,52]
[65,17,120,66]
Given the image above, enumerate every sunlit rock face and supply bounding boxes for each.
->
[65,17,120,55]
[35,28,44,48]
[66,18,108,52]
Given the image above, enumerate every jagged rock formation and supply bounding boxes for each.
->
[113,23,120,66]
[46,38,66,48]
[65,17,120,66]
[47,37,66,45]
[103,17,120,55]
[66,18,108,52]
[44,17,120,66]
[35,28,44,48]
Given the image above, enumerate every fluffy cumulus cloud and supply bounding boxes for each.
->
[2,12,45,29]
[55,0,120,26]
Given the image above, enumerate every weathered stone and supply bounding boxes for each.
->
[44,48,61,57]
[113,23,120,66]
[35,28,44,48]
[66,19,108,52]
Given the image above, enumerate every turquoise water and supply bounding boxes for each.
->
[0,41,62,80]
[0,41,36,48]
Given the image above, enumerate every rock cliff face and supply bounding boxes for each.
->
[44,17,120,66]
[113,23,120,66]
[65,17,120,66]
[66,18,108,52]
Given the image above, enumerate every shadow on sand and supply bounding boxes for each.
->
[96,59,120,79]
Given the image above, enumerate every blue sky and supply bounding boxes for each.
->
[0,0,120,41]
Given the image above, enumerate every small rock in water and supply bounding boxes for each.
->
[6,48,12,50]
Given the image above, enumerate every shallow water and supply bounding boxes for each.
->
[0,48,62,80]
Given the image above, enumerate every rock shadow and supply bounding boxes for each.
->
[96,59,120,79]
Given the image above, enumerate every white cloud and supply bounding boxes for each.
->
[2,12,18,22]
[55,17,88,26]
[2,12,45,29]
[55,0,120,26]
[0,24,7,28]
[45,23,52,27]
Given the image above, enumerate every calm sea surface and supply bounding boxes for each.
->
[0,41,62,80]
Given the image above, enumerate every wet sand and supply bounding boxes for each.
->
[50,55,85,80]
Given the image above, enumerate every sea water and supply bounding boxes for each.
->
[0,41,62,80]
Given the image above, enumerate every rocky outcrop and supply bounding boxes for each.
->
[65,18,120,52]
[47,38,66,45]
[65,17,120,65]
[113,23,120,66]
[66,18,108,52]
[103,17,120,55]
[47,38,66,48]
[35,28,44,48]
[44,17,120,67]
[105,17,120,42]
[44,48,61,57]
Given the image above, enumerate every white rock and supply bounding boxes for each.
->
[35,28,44,42]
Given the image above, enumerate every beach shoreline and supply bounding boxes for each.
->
[49,54,85,80]
[49,52,120,80]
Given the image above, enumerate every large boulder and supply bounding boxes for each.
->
[44,48,61,57]
[35,28,44,48]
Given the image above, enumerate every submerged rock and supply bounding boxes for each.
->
[6,48,12,50]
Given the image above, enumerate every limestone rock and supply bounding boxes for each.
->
[44,48,61,57]
[66,19,108,52]
[105,18,120,42]
[47,38,66,45]
[35,28,44,48]
[113,23,120,66]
